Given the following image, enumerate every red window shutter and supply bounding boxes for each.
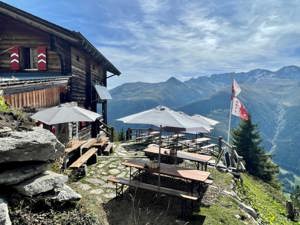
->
[37,46,47,71]
[9,47,20,71]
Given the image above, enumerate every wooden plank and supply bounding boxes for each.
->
[122,159,210,183]
[200,144,217,150]
[92,137,109,147]
[144,146,212,163]
[69,147,97,168]
[103,143,113,153]
[65,140,87,154]
[107,176,199,201]
[81,138,97,149]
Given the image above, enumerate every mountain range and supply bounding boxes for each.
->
[108,65,300,192]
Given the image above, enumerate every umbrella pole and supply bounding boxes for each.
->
[175,132,179,165]
[158,125,162,189]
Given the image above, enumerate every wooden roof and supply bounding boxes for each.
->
[0,1,121,76]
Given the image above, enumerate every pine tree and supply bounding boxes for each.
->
[232,116,279,184]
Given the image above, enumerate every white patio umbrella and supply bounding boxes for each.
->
[118,106,211,133]
[117,105,210,187]
[191,114,219,127]
[31,103,101,125]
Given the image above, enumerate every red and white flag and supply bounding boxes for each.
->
[232,97,249,121]
[232,79,241,98]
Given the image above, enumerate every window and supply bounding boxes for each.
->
[76,55,80,61]
[21,47,37,70]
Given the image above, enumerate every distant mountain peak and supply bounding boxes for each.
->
[276,65,300,73]
[165,76,182,84]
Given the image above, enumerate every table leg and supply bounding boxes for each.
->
[190,181,194,194]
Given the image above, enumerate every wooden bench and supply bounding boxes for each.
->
[107,176,199,201]
[63,140,87,169]
[81,138,98,150]
[92,138,109,155]
[103,143,113,155]
[69,148,97,175]
[65,140,87,154]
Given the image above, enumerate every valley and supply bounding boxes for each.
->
[108,65,300,192]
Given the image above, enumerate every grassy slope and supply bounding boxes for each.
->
[196,169,257,225]
[237,174,300,224]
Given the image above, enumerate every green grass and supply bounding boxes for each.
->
[0,96,9,112]
[196,169,257,225]
[198,195,250,225]
[237,174,300,224]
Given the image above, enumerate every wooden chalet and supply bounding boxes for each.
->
[0,2,121,140]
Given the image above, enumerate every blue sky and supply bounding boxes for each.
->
[4,0,300,88]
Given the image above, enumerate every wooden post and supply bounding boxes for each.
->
[215,136,224,167]
[110,127,114,142]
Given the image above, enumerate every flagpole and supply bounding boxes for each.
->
[227,98,233,143]
[227,77,234,144]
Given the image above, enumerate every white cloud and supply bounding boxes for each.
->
[95,0,300,88]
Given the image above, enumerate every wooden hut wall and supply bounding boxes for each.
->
[90,61,105,107]
[4,86,65,108]
[70,47,88,107]
[0,15,61,72]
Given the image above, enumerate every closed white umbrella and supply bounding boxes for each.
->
[31,104,101,125]
[117,105,210,187]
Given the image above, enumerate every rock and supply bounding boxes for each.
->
[14,171,68,197]
[238,202,258,219]
[90,189,104,195]
[85,178,105,185]
[0,163,48,185]
[76,183,92,191]
[102,183,115,189]
[0,127,64,163]
[103,192,116,199]
[0,127,12,138]
[0,198,11,225]
[108,169,120,176]
[108,164,117,169]
[234,214,241,220]
[49,185,81,202]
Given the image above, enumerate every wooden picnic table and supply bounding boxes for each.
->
[64,140,87,154]
[122,159,210,183]
[144,146,212,170]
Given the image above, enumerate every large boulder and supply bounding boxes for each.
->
[14,171,68,197]
[0,127,64,163]
[49,185,82,202]
[0,163,48,185]
[0,198,11,225]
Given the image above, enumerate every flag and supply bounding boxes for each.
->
[232,79,241,98]
[232,97,249,120]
